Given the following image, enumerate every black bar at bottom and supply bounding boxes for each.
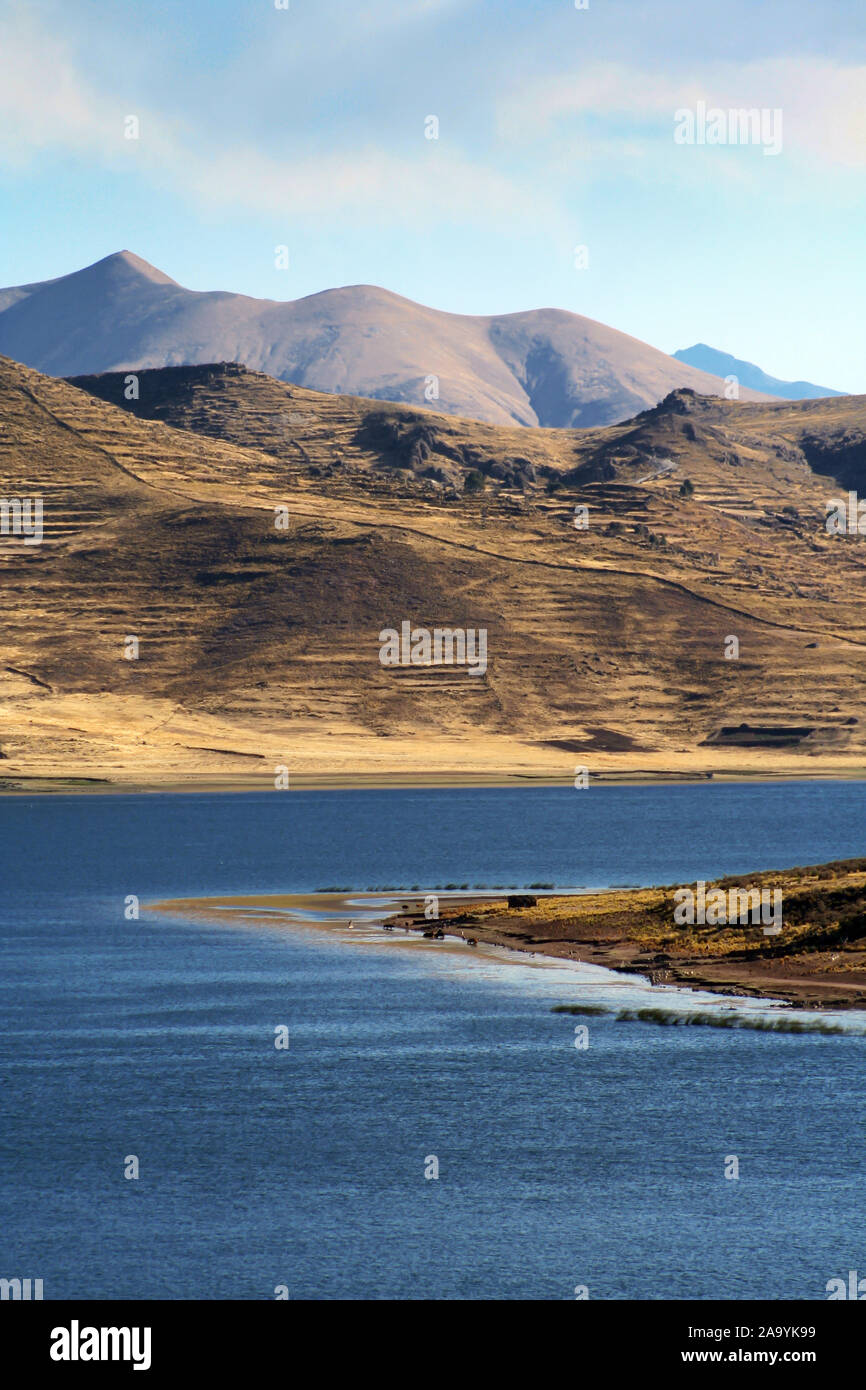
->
[1,1299,859,1377]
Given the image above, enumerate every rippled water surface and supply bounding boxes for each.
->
[1,783,863,1299]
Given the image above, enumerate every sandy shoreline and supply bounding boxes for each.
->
[150,857,866,1013]
[4,768,866,796]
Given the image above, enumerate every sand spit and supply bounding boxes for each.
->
[150,856,866,1014]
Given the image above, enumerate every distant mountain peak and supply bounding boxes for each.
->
[673,343,842,401]
[88,250,179,287]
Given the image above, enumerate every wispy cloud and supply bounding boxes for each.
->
[0,4,547,226]
[497,58,866,169]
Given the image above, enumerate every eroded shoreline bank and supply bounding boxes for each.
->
[150,856,866,1012]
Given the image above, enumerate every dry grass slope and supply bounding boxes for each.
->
[1,354,865,788]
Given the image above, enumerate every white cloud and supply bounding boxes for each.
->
[356,0,473,23]
[183,140,535,224]
[0,10,177,166]
[2,0,859,253]
[498,58,866,169]
[0,5,545,226]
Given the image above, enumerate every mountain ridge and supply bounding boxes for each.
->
[0,250,773,429]
[674,342,842,401]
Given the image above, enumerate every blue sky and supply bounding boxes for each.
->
[1,0,864,390]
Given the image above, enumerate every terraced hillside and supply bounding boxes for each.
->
[1,353,866,789]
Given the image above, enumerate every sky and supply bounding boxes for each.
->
[0,0,864,391]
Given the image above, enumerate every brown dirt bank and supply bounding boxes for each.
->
[392,859,866,1010]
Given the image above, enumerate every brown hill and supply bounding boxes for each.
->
[0,250,772,428]
[1,354,866,789]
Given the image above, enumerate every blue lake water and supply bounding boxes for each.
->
[1,781,864,1300]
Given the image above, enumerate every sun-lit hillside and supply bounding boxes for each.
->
[1,354,865,789]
